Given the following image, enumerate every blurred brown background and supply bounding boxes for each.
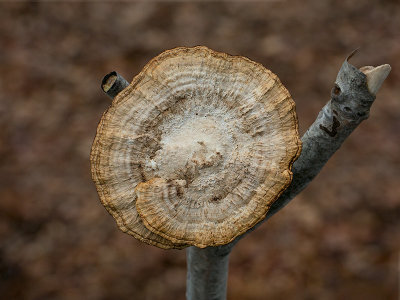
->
[0,1,399,299]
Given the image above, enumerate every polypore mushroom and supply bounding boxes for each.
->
[90,46,301,249]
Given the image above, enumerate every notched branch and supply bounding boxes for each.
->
[319,115,340,137]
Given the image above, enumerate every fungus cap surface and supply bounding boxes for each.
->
[91,46,301,248]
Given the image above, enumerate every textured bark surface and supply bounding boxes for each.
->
[91,46,301,248]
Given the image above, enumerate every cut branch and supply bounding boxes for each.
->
[100,55,390,300]
[101,71,129,99]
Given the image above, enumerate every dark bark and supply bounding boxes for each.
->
[101,71,129,99]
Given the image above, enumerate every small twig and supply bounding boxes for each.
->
[101,71,129,99]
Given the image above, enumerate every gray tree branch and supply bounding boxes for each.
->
[184,55,390,300]
[186,247,230,300]
[100,55,390,300]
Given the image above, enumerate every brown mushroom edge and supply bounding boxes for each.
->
[90,110,188,249]
[90,46,302,249]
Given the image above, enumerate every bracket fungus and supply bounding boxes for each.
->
[91,46,302,249]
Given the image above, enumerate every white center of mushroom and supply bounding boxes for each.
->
[140,99,262,211]
[146,110,234,184]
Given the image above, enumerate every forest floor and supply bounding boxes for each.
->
[0,1,399,299]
